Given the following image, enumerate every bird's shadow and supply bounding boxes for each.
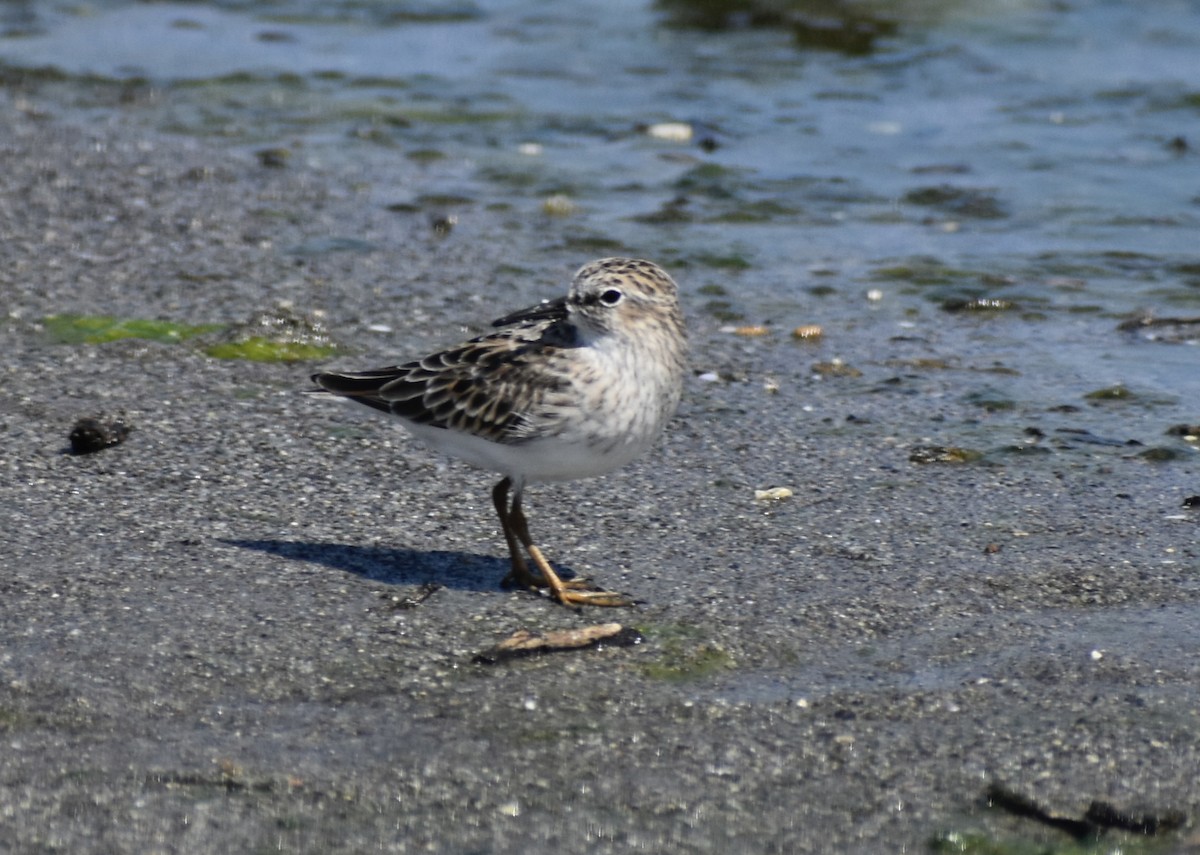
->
[223,539,506,590]
[221,538,581,592]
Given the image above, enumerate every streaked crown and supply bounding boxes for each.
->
[566,257,683,337]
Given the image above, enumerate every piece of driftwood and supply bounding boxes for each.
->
[473,622,643,665]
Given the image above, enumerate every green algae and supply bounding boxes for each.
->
[903,185,1008,219]
[406,147,447,163]
[44,309,336,363]
[930,828,1169,854]
[205,307,338,363]
[695,251,752,270]
[642,644,735,682]
[638,623,735,682]
[871,258,990,288]
[963,387,1018,412]
[932,821,1180,855]
[707,199,802,223]
[909,445,985,464]
[1137,447,1188,462]
[43,314,223,345]
[673,162,745,197]
[1084,385,1135,401]
[203,338,337,363]
[703,299,744,322]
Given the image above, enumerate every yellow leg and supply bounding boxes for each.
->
[505,485,633,609]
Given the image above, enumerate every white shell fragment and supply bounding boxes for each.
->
[647,122,694,142]
[754,487,794,501]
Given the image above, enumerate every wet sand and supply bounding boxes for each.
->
[3,100,1199,853]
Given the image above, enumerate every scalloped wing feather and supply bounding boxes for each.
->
[312,312,576,444]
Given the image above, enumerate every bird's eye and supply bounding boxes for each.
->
[599,289,623,306]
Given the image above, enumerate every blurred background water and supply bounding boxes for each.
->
[2,0,1198,411]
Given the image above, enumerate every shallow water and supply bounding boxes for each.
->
[700,603,1200,704]
[3,0,1197,402]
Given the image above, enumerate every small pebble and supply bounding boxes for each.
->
[754,487,794,501]
[646,122,693,142]
[69,416,132,455]
[541,194,577,216]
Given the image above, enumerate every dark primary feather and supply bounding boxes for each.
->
[490,296,568,328]
[312,300,580,443]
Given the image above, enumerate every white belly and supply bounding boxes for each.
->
[402,420,653,483]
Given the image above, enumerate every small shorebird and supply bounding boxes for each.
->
[311,257,687,607]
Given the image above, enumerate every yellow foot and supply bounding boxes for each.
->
[500,568,632,608]
[551,587,634,608]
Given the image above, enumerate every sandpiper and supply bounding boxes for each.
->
[312,258,687,607]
